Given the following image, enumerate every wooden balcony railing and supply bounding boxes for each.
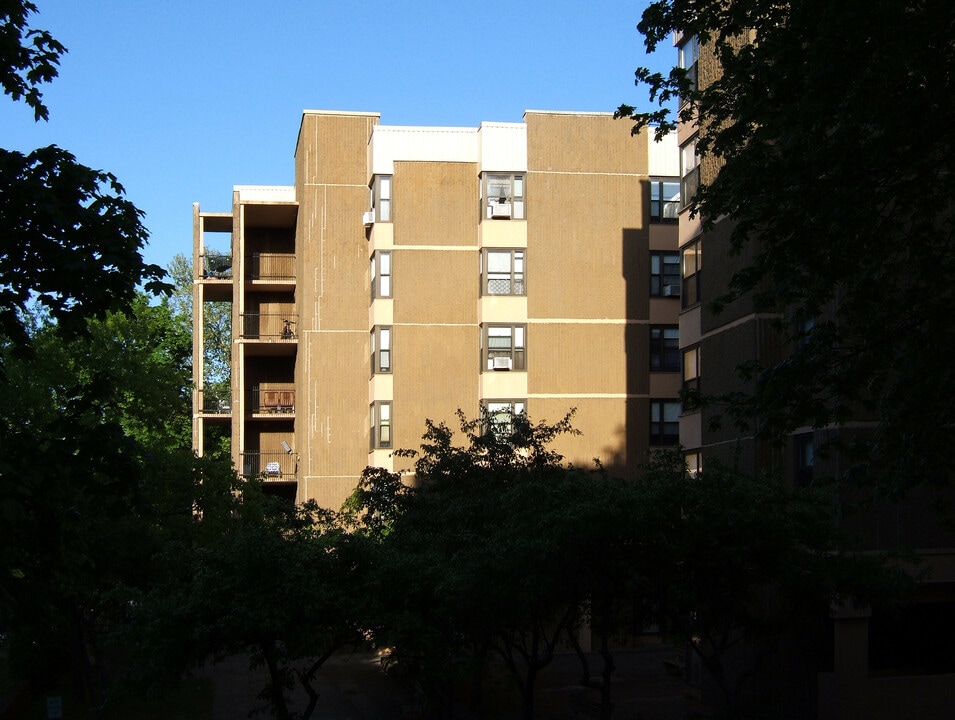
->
[249,253,295,281]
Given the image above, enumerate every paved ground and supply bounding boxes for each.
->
[197,644,708,719]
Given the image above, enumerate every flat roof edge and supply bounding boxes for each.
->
[302,109,381,118]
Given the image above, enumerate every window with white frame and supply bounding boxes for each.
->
[682,344,701,410]
[651,251,681,297]
[370,401,392,449]
[484,400,526,438]
[371,326,391,374]
[373,175,392,222]
[682,239,701,307]
[482,249,525,295]
[681,137,700,207]
[678,34,699,99]
[483,173,525,220]
[371,251,392,299]
[650,400,681,445]
[650,178,681,222]
[483,324,526,371]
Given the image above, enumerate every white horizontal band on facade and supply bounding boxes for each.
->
[301,182,370,188]
[528,393,650,399]
[531,170,650,178]
[528,318,649,325]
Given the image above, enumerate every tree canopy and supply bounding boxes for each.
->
[618,0,955,494]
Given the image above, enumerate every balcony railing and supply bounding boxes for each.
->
[241,452,297,481]
[249,253,295,281]
[250,387,295,414]
[203,254,233,279]
[240,313,298,339]
[199,388,232,414]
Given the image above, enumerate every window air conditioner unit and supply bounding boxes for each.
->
[664,284,681,297]
[488,201,512,219]
[362,210,375,226]
[492,357,513,371]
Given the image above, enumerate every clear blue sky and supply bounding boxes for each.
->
[2,1,674,271]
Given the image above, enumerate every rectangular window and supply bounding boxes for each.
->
[371,326,391,374]
[682,239,701,307]
[484,400,526,438]
[370,401,392,449]
[650,179,681,222]
[483,173,525,220]
[682,345,700,410]
[483,324,526,371]
[678,34,699,98]
[651,251,681,297]
[650,400,681,446]
[685,451,702,477]
[650,326,680,372]
[373,175,392,222]
[681,137,700,207]
[371,251,392,299]
[482,249,525,295]
[794,433,814,486]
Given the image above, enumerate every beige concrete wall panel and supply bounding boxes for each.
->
[392,161,478,247]
[301,328,369,489]
[297,183,371,332]
[525,113,648,174]
[649,297,681,326]
[649,372,682,399]
[649,223,678,252]
[393,325,478,449]
[529,397,647,476]
[393,249,478,325]
[700,217,758,331]
[527,174,647,319]
[478,219,527,248]
[296,113,378,187]
[529,323,645,396]
[307,479,364,514]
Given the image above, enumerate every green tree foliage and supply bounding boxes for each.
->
[0,0,63,119]
[0,304,218,696]
[637,452,906,717]
[126,496,366,720]
[0,299,202,701]
[167,252,231,388]
[349,411,592,720]
[618,0,955,495]
[348,415,902,720]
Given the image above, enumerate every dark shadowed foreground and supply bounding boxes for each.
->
[198,645,705,720]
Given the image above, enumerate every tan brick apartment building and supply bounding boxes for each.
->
[191,110,680,510]
[674,31,955,720]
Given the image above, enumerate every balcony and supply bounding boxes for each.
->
[240,313,298,340]
[199,387,232,415]
[241,451,297,482]
[249,387,295,416]
[246,253,295,292]
[203,253,233,279]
